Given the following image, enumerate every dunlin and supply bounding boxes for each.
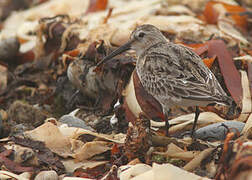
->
[96,24,232,136]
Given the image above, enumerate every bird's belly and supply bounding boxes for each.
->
[122,73,143,118]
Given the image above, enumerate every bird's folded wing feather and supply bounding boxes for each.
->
[138,43,228,104]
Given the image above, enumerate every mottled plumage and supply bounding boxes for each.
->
[129,25,231,113]
[96,24,232,136]
[137,42,230,112]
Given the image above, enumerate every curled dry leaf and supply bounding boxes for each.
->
[118,164,152,180]
[24,122,74,157]
[2,0,89,38]
[85,0,108,14]
[15,123,114,172]
[151,135,192,149]
[62,159,108,173]
[131,70,162,122]
[4,144,38,166]
[127,163,211,180]
[138,15,204,41]
[203,1,248,31]
[25,121,118,161]
[140,15,203,29]
[166,143,184,154]
[0,149,33,173]
[110,28,131,47]
[184,42,217,68]
[0,170,28,180]
[168,109,241,134]
[218,20,248,44]
[234,55,252,62]
[183,148,215,172]
[100,165,118,180]
[152,111,226,128]
[203,1,219,24]
[154,143,199,162]
[196,40,243,107]
[208,41,242,105]
[123,70,169,125]
[156,5,196,16]
[127,158,141,165]
[16,21,38,43]
[36,15,81,58]
[58,124,126,144]
[9,136,65,174]
[247,62,252,105]
[238,70,252,122]
[74,141,111,162]
[241,113,252,135]
[122,72,142,123]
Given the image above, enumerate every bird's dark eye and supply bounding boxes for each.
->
[138,32,145,38]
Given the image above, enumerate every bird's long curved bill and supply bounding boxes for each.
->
[96,39,134,67]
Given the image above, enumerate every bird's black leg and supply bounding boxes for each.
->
[191,106,200,138]
[165,116,169,136]
[165,109,171,136]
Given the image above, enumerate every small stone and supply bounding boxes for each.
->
[59,109,94,131]
[194,121,245,141]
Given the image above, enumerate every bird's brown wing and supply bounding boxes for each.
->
[137,43,230,108]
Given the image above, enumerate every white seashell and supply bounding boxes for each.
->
[34,170,58,180]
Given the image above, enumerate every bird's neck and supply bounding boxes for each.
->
[136,41,167,58]
[134,39,168,57]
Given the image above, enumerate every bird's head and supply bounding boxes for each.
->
[129,24,167,55]
[96,24,167,68]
